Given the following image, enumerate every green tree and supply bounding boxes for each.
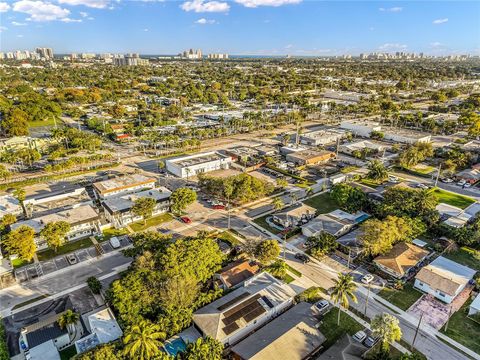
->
[276,178,288,189]
[272,197,284,211]
[76,344,123,360]
[159,276,199,311]
[0,214,16,234]
[330,273,357,325]
[308,232,338,258]
[255,239,280,264]
[58,309,80,335]
[170,187,197,214]
[3,225,36,261]
[330,184,366,213]
[0,165,10,181]
[123,320,166,360]
[371,313,402,352]
[1,108,29,137]
[40,221,71,252]
[0,319,9,360]
[132,197,157,225]
[266,259,288,279]
[182,336,223,360]
[367,160,388,181]
[87,276,102,294]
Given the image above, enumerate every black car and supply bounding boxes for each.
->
[294,253,310,263]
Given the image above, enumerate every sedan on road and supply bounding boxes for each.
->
[294,253,310,263]
[361,274,375,284]
[180,216,192,224]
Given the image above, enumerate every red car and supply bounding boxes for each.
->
[213,204,225,210]
[180,216,192,224]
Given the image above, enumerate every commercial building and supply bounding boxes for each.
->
[11,205,101,250]
[299,129,344,146]
[231,302,326,360]
[285,149,336,165]
[339,140,386,156]
[414,256,476,304]
[383,129,431,144]
[93,174,156,199]
[102,187,171,228]
[208,53,229,59]
[192,272,295,346]
[374,242,430,279]
[340,120,381,137]
[165,151,233,178]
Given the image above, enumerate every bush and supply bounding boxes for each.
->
[295,287,323,303]
[87,276,102,294]
[0,319,8,360]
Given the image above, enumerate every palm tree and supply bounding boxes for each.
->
[330,273,358,325]
[267,259,288,279]
[272,197,284,211]
[123,320,166,360]
[58,309,80,337]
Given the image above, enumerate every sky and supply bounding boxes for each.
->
[0,0,479,55]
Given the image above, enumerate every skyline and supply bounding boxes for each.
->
[0,1,479,55]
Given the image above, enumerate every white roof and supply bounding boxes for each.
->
[87,308,123,344]
[0,195,21,218]
[471,293,480,312]
[412,239,427,248]
[425,256,476,286]
[436,203,463,217]
[28,340,60,360]
[464,202,480,217]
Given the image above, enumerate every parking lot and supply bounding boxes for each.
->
[15,235,131,282]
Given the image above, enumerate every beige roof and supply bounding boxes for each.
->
[93,174,155,195]
[374,242,429,277]
[218,260,260,288]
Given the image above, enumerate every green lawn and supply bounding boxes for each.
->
[359,178,385,188]
[444,247,480,271]
[59,345,77,360]
[129,213,173,232]
[303,192,338,214]
[216,231,241,246]
[319,308,364,350]
[37,237,94,261]
[431,188,475,209]
[99,227,128,242]
[11,258,32,269]
[28,118,58,128]
[441,299,480,355]
[378,283,423,311]
[287,264,302,277]
[253,215,281,235]
[410,164,436,175]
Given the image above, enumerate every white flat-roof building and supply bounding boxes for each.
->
[340,120,381,138]
[0,194,22,218]
[299,129,345,146]
[339,140,386,156]
[93,174,156,199]
[383,129,431,144]
[165,151,232,178]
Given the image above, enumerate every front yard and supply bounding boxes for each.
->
[37,237,94,261]
[253,215,281,235]
[431,188,475,209]
[303,192,338,214]
[99,228,129,242]
[129,213,173,232]
[378,283,424,311]
[441,299,480,355]
[318,308,364,350]
[444,247,480,271]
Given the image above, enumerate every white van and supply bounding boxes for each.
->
[109,236,121,249]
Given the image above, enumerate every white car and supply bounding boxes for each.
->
[109,236,121,249]
[353,330,367,343]
[442,178,454,183]
[417,183,429,190]
[361,274,374,284]
[457,179,467,186]
[464,183,472,188]
[388,176,399,183]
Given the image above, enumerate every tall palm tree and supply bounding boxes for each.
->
[331,273,358,325]
[58,309,80,336]
[272,197,284,211]
[123,320,166,360]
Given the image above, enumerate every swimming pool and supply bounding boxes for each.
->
[164,337,187,356]
[355,214,370,223]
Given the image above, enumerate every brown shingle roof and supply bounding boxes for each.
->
[218,260,260,288]
[374,242,429,277]
[415,268,462,296]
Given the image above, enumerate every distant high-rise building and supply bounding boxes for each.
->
[207,53,229,59]
[35,47,53,59]
[180,48,203,59]
[113,56,149,66]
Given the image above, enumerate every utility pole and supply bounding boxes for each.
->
[435,163,442,187]
[412,313,423,350]
[364,282,371,317]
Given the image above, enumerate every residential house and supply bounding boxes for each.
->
[316,334,367,360]
[214,260,260,290]
[469,293,480,316]
[192,272,296,346]
[336,229,364,258]
[230,302,326,360]
[165,151,233,178]
[0,194,22,218]
[373,242,430,279]
[102,187,171,228]
[301,210,369,238]
[414,256,477,304]
[456,168,480,184]
[75,307,123,354]
[92,174,156,199]
[10,205,100,250]
[272,203,316,229]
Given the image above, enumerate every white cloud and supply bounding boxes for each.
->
[0,26,7,32]
[12,21,28,25]
[378,43,407,50]
[60,17,82,22]
[379,6,402,12]
[0,2,10,12]
[143,28,149,31]
[87,16,93,19]
[17,34,24,37]
[57,0,110,8]
[433,18,448,24]
[79,11,88,17]
[13,0,71,21]
[181,0,229,13]
[430,42,443,48]
[195,17,215,24]
[235,0,301,7]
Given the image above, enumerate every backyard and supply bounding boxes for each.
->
[444,247,480,271]
[431,188,475,209]
[378,283,424,311]
[303,192,338,214]
[441,299,480,354]
[129,213,173,232]
[318,308,363,350]
[37,237,94,261]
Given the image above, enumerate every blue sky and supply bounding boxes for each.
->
[0,0,479,55]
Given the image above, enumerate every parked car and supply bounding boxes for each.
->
[213,204,226,210]
[294,253,310,263]
[361,274,374,284]
[464,183,472,188]
[181,216,192,224]
[363,335,379,348]
[315,299,330,313]
[416,183,429,190]
[353,330,367,343]
[109,236,121,249]
[457,179,467,186]
[441,178,454,183]
[66,254,77,265]
[388,175,399,183]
